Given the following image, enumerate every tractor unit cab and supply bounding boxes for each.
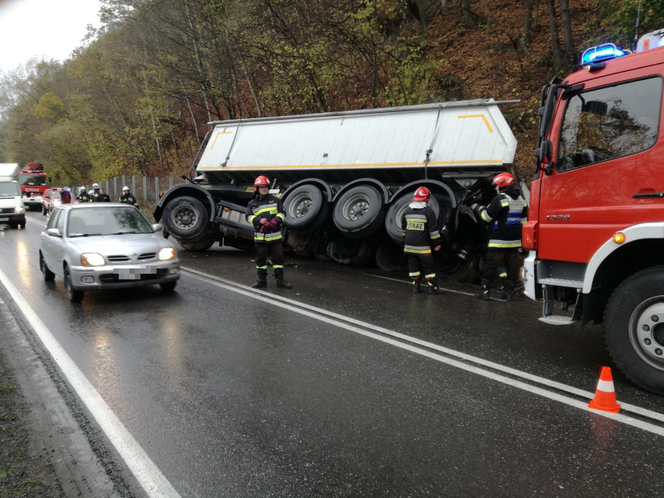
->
[523,30,664,393]
[20,163,48,211]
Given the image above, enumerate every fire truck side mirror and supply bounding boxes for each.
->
[536,140,553,171]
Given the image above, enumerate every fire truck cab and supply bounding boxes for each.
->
[523,33,664,393]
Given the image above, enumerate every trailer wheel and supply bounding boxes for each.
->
[333,185,385,238]
[604,266,664,395]
[327,239,372,266]
[163,196,208,239]
[375,243,407,272]
[385,192,440,245]
[284,185,328,233]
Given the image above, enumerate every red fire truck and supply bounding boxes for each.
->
[19,163,48,210]
[523,30,664,393]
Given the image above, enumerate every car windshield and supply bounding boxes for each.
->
[0,183,20,197]
[67,207,153,238]
[20,175,46,186]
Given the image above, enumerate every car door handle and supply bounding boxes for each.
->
[633,192,664,198]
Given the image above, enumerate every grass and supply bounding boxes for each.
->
[0,385,14,394]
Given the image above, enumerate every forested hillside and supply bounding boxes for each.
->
[0,0,661,184]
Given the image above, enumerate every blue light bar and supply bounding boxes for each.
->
[581,43,627,65]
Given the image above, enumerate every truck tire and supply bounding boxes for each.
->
[375,243,407,272]
[284,185,328,233]
[604,266,664,395]
[385,192,440,245]
[327,239,372,266]
[333,185,385,238]
[162,196,208,240]
[178,232,216,252]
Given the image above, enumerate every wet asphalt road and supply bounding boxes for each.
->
[1,211,664,497]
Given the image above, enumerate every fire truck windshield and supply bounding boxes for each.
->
[20,175,46,186]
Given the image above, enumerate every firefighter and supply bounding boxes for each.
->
[246,175,292,289]
[77,187,90,203]
[119,186,138,206]
[401,187,444,294]
[473,172,527,301]
[90,183,102,202]
[60,186,72,204]
[98,188,111,202]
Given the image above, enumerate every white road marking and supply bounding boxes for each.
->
[26,217,47,228]
[183,266,664,431]
[0,268,181,498]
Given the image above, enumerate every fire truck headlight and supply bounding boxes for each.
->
[613,232,626,244]
[14,207,24,214]
[81,253,105,266]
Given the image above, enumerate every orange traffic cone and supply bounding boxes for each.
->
[588,366,621,413]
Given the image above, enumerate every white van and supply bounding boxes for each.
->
[0,163,27,228]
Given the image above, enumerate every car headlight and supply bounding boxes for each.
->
[158,247,176,261]
[14,207,24,214]
[81,253,105,266]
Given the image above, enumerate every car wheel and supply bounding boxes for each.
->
[385,192,440,245]
[40,253,55,281]
[333,185,386,239]
[284,185,328,234]
[160,281,178,292]
[162,196,209,239]
[64,266,84,303]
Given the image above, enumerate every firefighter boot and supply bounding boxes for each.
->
[475,279,491,301]
[427,278,444,295]
[413,279,422,294]
[503,280,516,302]
[275,268,292,289]
[252,269,267,289]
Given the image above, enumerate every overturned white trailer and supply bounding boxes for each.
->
[155,99,518,279]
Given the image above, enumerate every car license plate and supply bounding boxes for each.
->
[0,217,8,222]
[114,267,155,280]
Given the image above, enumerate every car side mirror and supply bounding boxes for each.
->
[46,228,61,237]
[152,223,163,232]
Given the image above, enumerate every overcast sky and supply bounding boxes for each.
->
[0,0,102,74]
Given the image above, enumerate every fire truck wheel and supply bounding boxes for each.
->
[163,196,208,239]
[385,192,440,245]
[284,185,328,233]
[40,253,55,281]
[604,266,664,395]
[333,185,385,239]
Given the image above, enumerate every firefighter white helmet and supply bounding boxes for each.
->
[123,186,130,191]
[92,183,100,188]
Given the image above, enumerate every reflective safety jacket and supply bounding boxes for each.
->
[246,194,286,244]
[90,191,103,202]
[119,194,137,206]
[78,193,91,203]
[400,202,441,254]
[479,186,527,248]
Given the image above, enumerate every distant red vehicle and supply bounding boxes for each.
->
[20,163,48,211]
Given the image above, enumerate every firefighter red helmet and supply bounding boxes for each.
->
[492,173,515,189]
[254,175,270,190]
[413,186,431,202]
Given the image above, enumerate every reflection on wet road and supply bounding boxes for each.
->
[0,213,663,497]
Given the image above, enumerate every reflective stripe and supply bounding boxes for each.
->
[409,272,421,277]
[253,206,279,215]
[521,219,527,225]
[429,230,441,239]
[248,215,257,223]
[481,211,492,222]
[264,233,283,242]
[489,239,521,248]
[500,201,509,207]
[404,248,432,254]
[499,272,507,278]
[597,379,615,392]
[276,213,285,221]
[256,265,268,270]
[425,273,436,279]
[273,264,284,269]
[405,214,427,220]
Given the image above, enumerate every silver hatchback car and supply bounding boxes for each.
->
[39,203,180,302]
